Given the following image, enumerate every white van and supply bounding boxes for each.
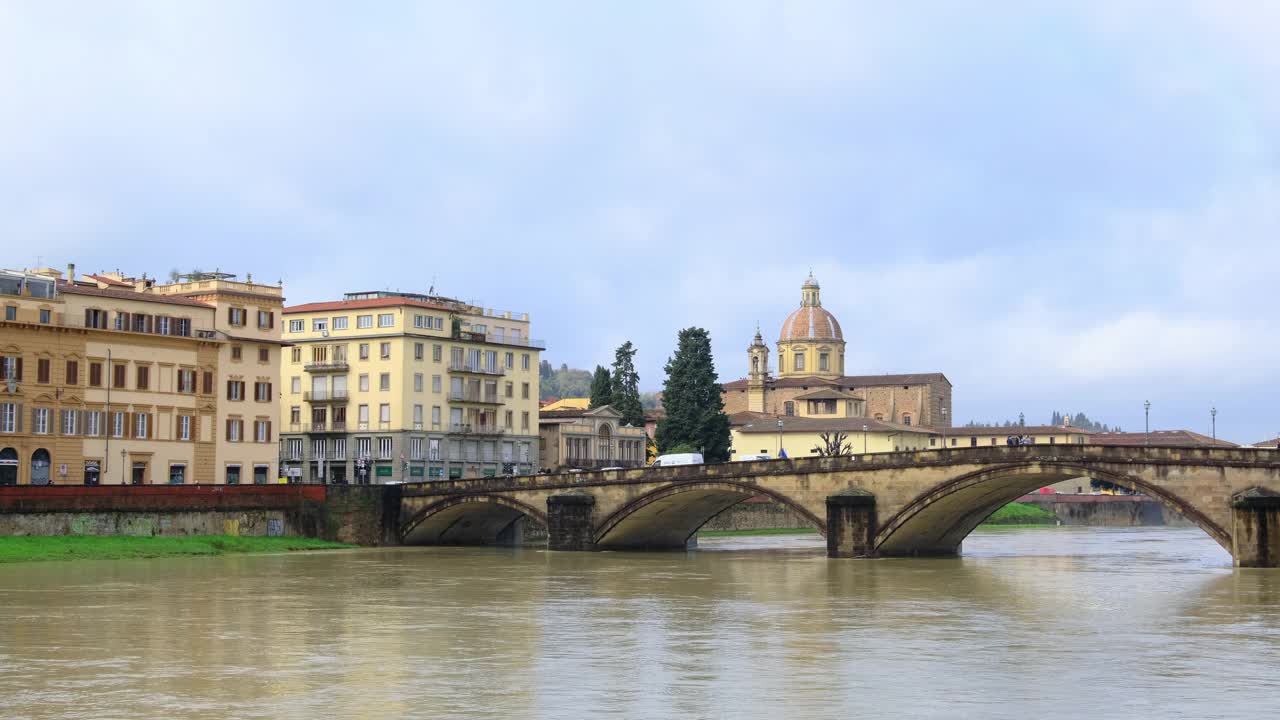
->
[735,453,772,462]
[651,453,704,467]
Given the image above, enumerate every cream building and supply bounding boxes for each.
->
[280,290,542,483]
[538,405,648,471]
[730,413,935,459]
[1,265,284,485]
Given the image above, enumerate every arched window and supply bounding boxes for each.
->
[30,448,51,486]
[598,425,612,461]
[0,447,17,485]
[874,413,884,421]
[794,353,805,371]
[902,414,911,426]
[751,356,759,373]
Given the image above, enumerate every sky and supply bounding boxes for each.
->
[2,1,1278,443]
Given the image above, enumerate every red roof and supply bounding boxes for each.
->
[284,297,452,314]
[84,274,134,288]
[59,282,213,308]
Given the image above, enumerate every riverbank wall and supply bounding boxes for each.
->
[0,485,401,545]
[1014,493,1194,527]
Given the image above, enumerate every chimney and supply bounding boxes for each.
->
[66,263,76,282]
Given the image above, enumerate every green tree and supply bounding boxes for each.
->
[655,327,731,462]
[589,365,613,408]
[609,341,646,427]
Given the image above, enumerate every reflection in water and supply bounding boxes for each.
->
[2,528,1278,720]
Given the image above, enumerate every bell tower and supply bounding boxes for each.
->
[747,326,770,413]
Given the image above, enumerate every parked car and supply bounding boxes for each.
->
[735,453,773,462]
[651,453,704,467]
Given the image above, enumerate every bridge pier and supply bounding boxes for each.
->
[1232,489,1280,568]
[547,492,597,552]
[826,489,876,559]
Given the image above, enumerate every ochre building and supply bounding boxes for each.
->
[1,266,284,485]
[280,290,543,483]
[722,274,952,429]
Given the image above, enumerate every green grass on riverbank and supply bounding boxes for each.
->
[981,502,1058,526]
[698,527,819,537]
[0,535,354,564]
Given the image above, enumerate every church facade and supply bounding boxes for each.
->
[722,274,952,429]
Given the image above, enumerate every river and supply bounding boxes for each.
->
[2,527,1278,719]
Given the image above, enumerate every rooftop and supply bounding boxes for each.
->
[285,296,453,314]
[1090,430,1238,448]
[723,372,952,391]
[730,411,927,435]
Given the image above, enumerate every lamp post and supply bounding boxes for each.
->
[862,423,868,454]
[1144,400,1151,446]
[121,448,128,485]
[1210,406,1217,443]
[941,407,948,450]
[776,418,784,459]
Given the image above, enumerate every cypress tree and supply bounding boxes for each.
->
[589,366,613,408]
[655,327,731,462]
[610,341,646,428]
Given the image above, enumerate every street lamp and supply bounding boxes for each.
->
[1144,400,1151,446]
[1210,406,1217,443]
[121,448,128,485]
[862,423,868,454]
[941,407,948,450]
[776,418,784,459]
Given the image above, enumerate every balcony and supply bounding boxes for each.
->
[304,361,349,373]
[303,422,348,433]
[448,390,502,405]
[447,361,505,377]
[304,390,349,403]
[449,423,505,436]
[451,328,546,350]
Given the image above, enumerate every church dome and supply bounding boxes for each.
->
[779,273,843,342]
[779,305,843,341]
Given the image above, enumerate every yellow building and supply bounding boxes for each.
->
[280,290,542,483]
[1,265,284,485]
[538,405,648,470]
[940,425,1092,449]
[730,412,935,459]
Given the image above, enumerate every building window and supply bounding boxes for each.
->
[379,403,390,426]
[433,344,442,362]
[290,406,301,424]
[505,381,513,398]
[135,413,148,439]
[505,410,513,429]
[3,306,14,321]
[258,310,274,329]
[169,464,186,485]
[39,309,51,324]
[413,404,424,428]
[227,419,243,443]
[414,373,423,392]
[36,358,50,384]
[902,414,911,426]
[312,318,328,333]
[522,354,530,370]
[32,408,49,434]
[794,353,805,371]
[291,376,301,394]
[377,313,394,328]
[231,345,242,361]
[521,382,530,399]
[414,342,424,360]
[258,347,269,363]
[228,307,247,327]
[61,409,78,435]
[359,374,370,392]
[819,353,829,372]
[357,315,373,329]
[178,369,196,393]
[521,411,530,431]
[113,364,127,388]
[135,364,149,390]
[358,343,370,360]
[784,401,795,416]
[112,411,125,438]
[505,352,514,369]
[0,403,14,433]
[227,380,245,401]
[85,411,100,437]
[380,342,391,359]
[332,316,348,330]
[970,437,978,447]
[377,436,393,459]
[431,405,441,429]
[89,362,102,387]
[255,420,271,443]
[226,465,241,484]
[254,381,273,402]
[379,373,391,391]
[288,319,304,333]
[431,375,442,393]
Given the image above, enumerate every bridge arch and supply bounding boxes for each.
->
[874,462,1231,556]
[401,495,548,546]
[594,480,823,550]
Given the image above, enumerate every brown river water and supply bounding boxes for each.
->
[2,527,1279,720]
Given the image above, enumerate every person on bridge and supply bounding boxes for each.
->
[779,448,788,459]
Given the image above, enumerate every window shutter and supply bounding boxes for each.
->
[15,403,22,432]
[269,312,275,329]
[225,418,232,441]
[84,308,92,326]
[14,358,21,381]
[126,412,134,438]
[145,413,152,439]
[266,421,272,443]
[266,382,272,399]
[202,371,212,394]
[226,380,233,400]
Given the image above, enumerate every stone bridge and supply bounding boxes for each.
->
[397,445,1280,567]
